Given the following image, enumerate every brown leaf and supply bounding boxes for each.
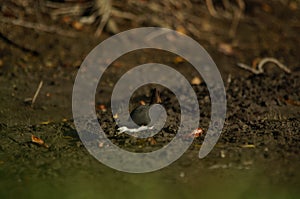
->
[218,43,234,56]
[191,77,202,85]
[31,135,49,148]
[72,21,84,31]
[97,104,107,112]
[139,100,146,105]
[261,3,272,13]
[174,56,185,64]
[190,128,204,138]
[176,26,187,35]
[148,137,157,145]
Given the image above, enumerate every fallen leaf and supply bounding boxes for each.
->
[148,137,157,145]
[176,26,187,35]
[220,150,226,158]
[174,56,185,64]
[97,104,107,112]
[40,121,51,125]
[113,61,123,68]
[190,128,204,138]
[289,2,298,10]
[98,141,104,148]
[261,3,272,13]
[252,58,261,68]
[62,16,72,24]
[139,100,146,105]
[218,43,234,56]
[72,21,84,31]
[191,77,202,85]
[31,135,49,148]
[241,144,255,148]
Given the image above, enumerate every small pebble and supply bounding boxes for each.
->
[220,150,226,158]
[179,172,185,178]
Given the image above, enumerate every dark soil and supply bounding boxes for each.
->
[0,1,299,199]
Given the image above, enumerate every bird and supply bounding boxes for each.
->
[130,88,162,126]
[117,88,162,134]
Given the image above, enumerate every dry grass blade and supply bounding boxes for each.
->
[0,17,77,37]
[31,80,43,107]
[237,57,291,74]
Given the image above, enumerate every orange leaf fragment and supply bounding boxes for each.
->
[40,121,51,125]
[218,43,234,56]
[72,21,84,31]
[98,141,104,148]
[176,26,187,35]
[139,100,146,105]
[191,77,202,85]
[98,104,107,112]
[289,2,298,10]
[190,128,204,138]
[252,58,261,69]
[148,137,157,145]
[174,56,184,64]
[261,3,272,13]
[31,135,49,148]
[62,16,72,24]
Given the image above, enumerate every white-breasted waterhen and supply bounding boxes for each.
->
[130,88,162,126]
[118,88,162,133]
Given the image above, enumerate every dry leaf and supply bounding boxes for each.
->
[98,104,107,112]
[252,58,261,68]
[241,144,255,148]
[72,21,84,31]
[113,61,123,68]
[261,3,272,13]
[218,43,234,56]
[31,135,49,148]
[98,141,104,148]
[140,100,146,105]
[289,2,298,10]
[191,77,202,85]
[62,16,72,24]
[176,25,187,35]
[174,56,184,64]
[148,137,157,145]
[220,150,226,158]
[190,128,204,138]
[40,121,51,125]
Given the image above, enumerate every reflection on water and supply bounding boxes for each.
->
[0,152,299,199]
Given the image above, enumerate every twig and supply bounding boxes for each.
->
[94,0,112,37]
[226,74,232,91]
[237,57,291,74]
[31,80,43,107]
[0,17,77,38]
[206,0,218,17]
[229,0,245,37]
[0,32,39,55]
[111,9,136,20]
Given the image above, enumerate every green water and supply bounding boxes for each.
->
[1,157,298,199]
